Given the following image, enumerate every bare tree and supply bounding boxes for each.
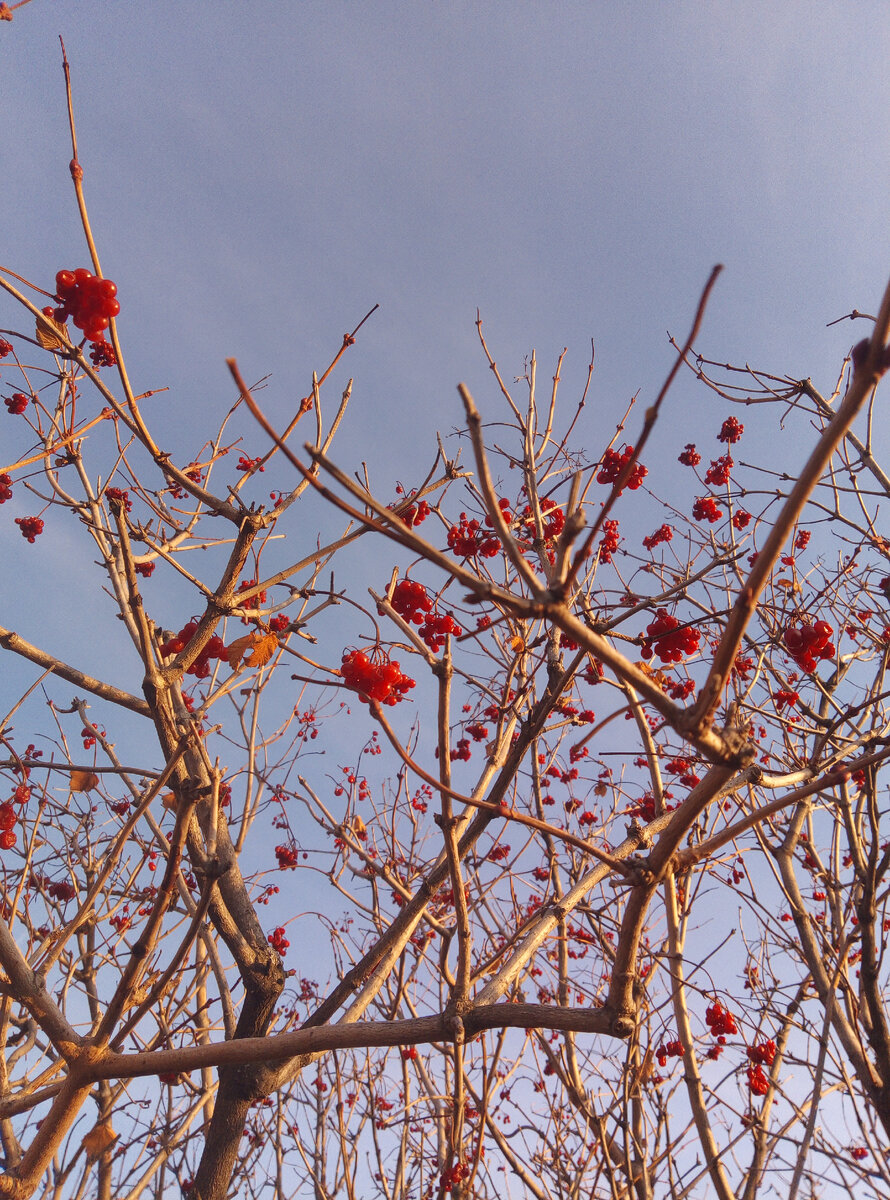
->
[2,47,890,1200]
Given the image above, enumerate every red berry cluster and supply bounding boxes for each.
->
[643,523,672,550]
[390,579,434,624]
[275,844,299,870]
[641,610,700,663]
[159,622,228,678]
[418,611,462,653]
[268,926,290,955]
[747,1064,769,1096]
[718,416,744,444]
[0,338,12,358]
[0,474,12,504]
[484,496,513,528]
[747,1039,776,1066]
[705,1000,737,1037]
[783,620,835,672]
[340,649,415,705]
[447,512,500,558]
[678,443,701,466]
[0,802,16,850]
[656,1039,685,1067]
[89,340,117,368]
[53,269,120,342]
[520,497,565,541]
[396,498,431,527]
[692,495,723,523]
[599,519,620,562]
[236,454,265,473]
[704,454,733,486]
[5,392,28,415]
[732,509,752,530]
[596,445,647,493]
[15,516,44,543]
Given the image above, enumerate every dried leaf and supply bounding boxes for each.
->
[35,312,69,352]
[509,634,525,653]
[82,1119,117,1158]
[350,814,366,837]
[227,632,278,671]
[161,792,177,812]
[69,770,99,793]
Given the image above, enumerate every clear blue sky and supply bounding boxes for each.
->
[3,0,890,704]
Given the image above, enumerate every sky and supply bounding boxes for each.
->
[1,1,889,758]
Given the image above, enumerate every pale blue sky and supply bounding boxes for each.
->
[3,0,890,709]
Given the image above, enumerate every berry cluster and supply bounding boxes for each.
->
[275,845,299,870]
[705,999,737,1037]
[0,802,15,850]
[704,454,733,486]
[747,1064,769,1096]
[0,339,12,358]
[655,1039,685,1067]
[395,498,431,527]
[747,1039,776,1066]
[732,509,752,530]
[718,416,744,444]
[418,611,462,653]
[268,926,290,956]
[53,269,120,343]
[390,579,434,624]
[596,445,647,493]
[0,474,12,504]
[678,443,701,467]
[643,523,672,550]
[159,622,229,678]
[5,392,28,415]
[15,516,44,543]
[599,519,620,562]
[520,497,565,541]
[641,610,700,663]
[692,495,723,523]
[340,649,415,705]
[783,620,835,673]
[447,513,500,558]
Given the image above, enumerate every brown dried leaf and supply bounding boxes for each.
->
[69,770,99,793]
[227,632,278,671]
[82,1119,117,1158]
[35,312,69,352]
[161,792,177,812]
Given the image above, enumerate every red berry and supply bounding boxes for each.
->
[5,393,28,415]
[0,831,16,851]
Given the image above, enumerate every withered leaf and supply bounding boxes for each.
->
[69,770,99,793]
[227,632,278,671]
[82,1119,117,1158]
[35,312,69,352]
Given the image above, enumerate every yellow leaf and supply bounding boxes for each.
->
[351,814,366,837]
[509,634,525,653]
[69,770,99,793]
[227,632,278,671]
[35,312,69,352]
[82,1119,117,1158]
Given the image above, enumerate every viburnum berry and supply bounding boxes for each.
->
[0,831,16,851]
[678,443,701,467]
[717,416,744,444]
[520,497,565,541]
[53,268,120,343]
[794,529,811,551]
[0,338,12,358]
[732,509,752,530]
[275,844,299,870]
[783,619,835,673]
[15,516,44,542]
[596,445,647,493]
[692,495,723,523]
[704,454,733,486]
[641,609,700,663]
[642,523,672,550]
[5,392,28,415]
[418,611,462,652]
[340,648,415,706]
[390,579,434,625]
[655,1039,685,1067]
[89,340,116,368]
[395,498,431,527]
[746,1063,769,1096]
[599,519,620,562]
[747,1039,776,1066]
[268,926,290,955]
[105,486,132,512]
[705,999,738,1037]
[0,804,15,832]
[0,474,12,504]
[134,561,155,578]
[236,454,265,473]
[447,512,500,558]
